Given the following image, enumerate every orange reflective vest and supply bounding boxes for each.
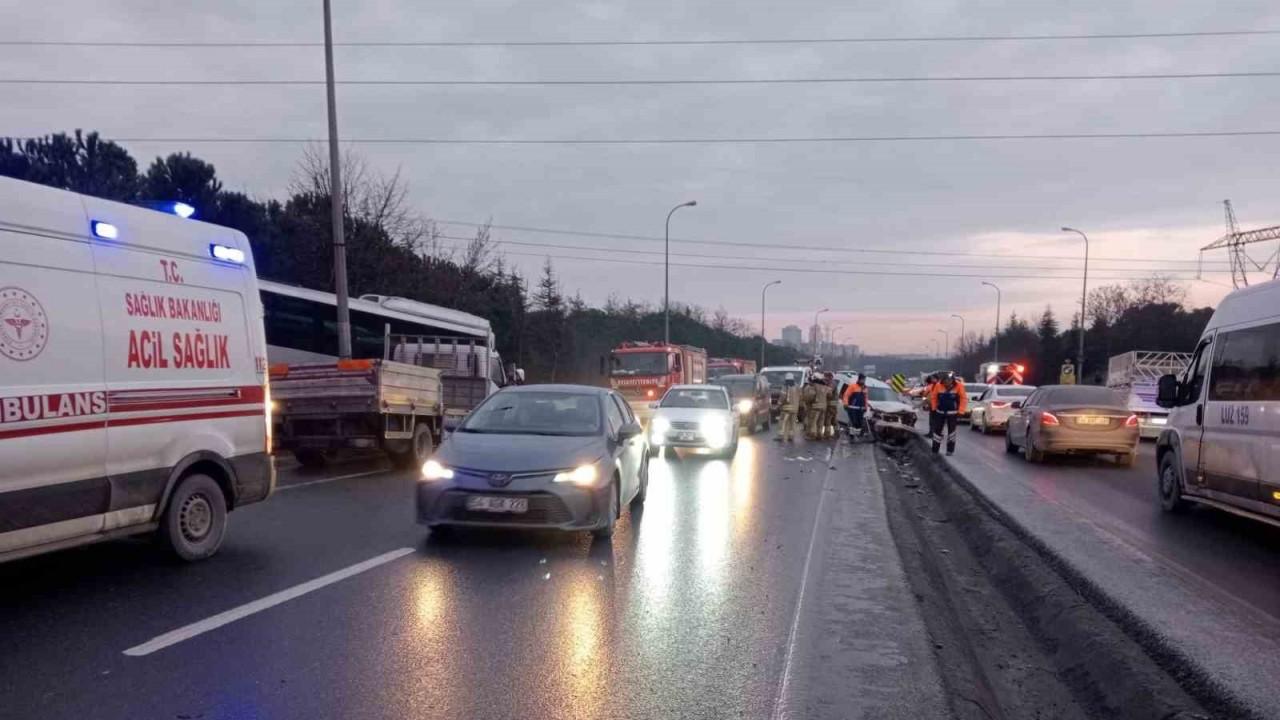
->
[927,381,968,414]
[841,382,866,407]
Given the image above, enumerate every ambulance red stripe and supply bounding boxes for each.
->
[0,408,264,440]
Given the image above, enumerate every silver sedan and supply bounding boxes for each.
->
[416,385,648,538]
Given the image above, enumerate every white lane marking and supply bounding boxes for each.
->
[278,468,386,491]
[123,547,415,657]
[771,456,835,720]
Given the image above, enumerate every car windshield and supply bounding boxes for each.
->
[661,388,729,409]
[995,386,1035,397]
[459,391,602,436]
[610,351,667,376]
[866,386,897,402]
[1050,386,1124,406]
[714,379,756,399]
[760,370,796,387]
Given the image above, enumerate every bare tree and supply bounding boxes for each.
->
[711,306,732,333]
[461,221,498,273]
[290,144,437,254]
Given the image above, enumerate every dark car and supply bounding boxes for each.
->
[1005,385,1139,465]
[710,373,772,433]
[416,385,648,538]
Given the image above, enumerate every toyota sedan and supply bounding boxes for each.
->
[416,385,648,538]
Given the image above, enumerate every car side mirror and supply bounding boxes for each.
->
[1011,401,1024,410]
[618,421,643,440]
[648,401,660,410]
[1156,374,1179,408]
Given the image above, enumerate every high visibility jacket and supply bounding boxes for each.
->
[800,384,817,409]
[842,382,867,408]
[779,385,800,412]
[928,381,968,414]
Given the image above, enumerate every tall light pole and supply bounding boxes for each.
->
[760,279,781,369]
[950,313,965,355]
[323,0,351,359]
[812,308,829,354]
[981,282,1001,362]
[663,200,697,345]
[937,329,950,360]
[1061,227,1090,379]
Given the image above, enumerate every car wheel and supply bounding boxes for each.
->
[1159,453,1190,513]
[1004,430,1019,455]
[722,439,739,459]
[631,456,649,507]
[428,524,454,541]
[593,480,619,539]
[160,473,228,562]
[390,423,433,469]
[979,417,990,435]
[970,415,980,432]
[1024,431,1045,463]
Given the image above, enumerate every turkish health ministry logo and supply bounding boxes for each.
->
[0,287,50,361]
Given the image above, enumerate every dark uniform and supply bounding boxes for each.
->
[927,374,968,455]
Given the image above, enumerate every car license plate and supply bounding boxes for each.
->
[466,496,528,513]
[677,431,697,442]
[1077,416,1109,426]
[1149,417,1168,425]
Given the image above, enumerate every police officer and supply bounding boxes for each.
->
[823,372,840,438]
[800,375,820,440]
[774,373,800,442]
[927,371,968,455]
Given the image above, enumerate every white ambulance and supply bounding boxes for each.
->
[0,176,274,563]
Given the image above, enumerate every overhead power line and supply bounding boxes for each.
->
[4,29,1278,48]
[458,244,1201,282]
[6,71,1279,86]
[37,130,1280,145]
[431,232,1221,272]
[435,224,1223,263]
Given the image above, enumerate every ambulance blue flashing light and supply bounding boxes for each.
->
[210,244,245,264]
[91,220,119,240]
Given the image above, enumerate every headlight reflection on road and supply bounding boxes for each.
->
[633,455,677,615]
[696,459,731,579]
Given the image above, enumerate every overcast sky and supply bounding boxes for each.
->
[7,1,1280,353]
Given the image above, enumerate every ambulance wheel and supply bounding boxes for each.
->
[294,450,327,469]
[390,424,433,470]
[161,473,228,562]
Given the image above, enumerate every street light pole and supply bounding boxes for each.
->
[760,279,781,369]
[664,200,697,345]
[950,314,965,355]
[813,308,829,355]
[323,0,351,359]
[981,281,1001,363]
[1061,227,1090,380]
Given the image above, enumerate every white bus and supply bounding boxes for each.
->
[258,280,508,394]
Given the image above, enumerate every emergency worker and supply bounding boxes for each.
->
[927,371,968,455]
[823,372,840,438]
[800,375,821,439]
[842,373,868,437]
[774,373,800,442]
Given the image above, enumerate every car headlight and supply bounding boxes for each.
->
[651,416,671,434]
[736,399,753,414]
[421,459,454,481]
[554,464,599,486]
[701,416,729,448]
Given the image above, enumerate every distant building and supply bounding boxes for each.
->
[780,325,803,348]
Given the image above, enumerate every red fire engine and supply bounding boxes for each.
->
[609,341,708,418]
[707,357,758,379]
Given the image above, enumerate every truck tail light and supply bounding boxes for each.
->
[1125,414,1139,427]
[1040,411,1060,426]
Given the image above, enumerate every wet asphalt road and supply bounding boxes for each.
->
[946,423,1280,623]
[0,435,845,720]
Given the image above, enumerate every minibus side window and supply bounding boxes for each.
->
[1209,322,1280,402]
[1183,339,1213,405]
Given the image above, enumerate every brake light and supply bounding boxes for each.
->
[1014,364,1025,373]
[269,362,290,378]
[646,388,655,398]
[990,401,1010,409]
[264,382,274,454]
[1125,414,1139,427]
[1040,411,1060,426]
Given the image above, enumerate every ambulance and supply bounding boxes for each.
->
[0,177,274,563]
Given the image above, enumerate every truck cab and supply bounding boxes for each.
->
[609,341,707,421]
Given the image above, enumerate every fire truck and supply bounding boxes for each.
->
[609,341,707,420]
[980,361,1025,385]
[707,357,758,379]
